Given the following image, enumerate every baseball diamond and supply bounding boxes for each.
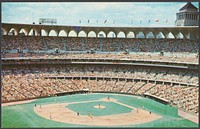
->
[2,93,198,127]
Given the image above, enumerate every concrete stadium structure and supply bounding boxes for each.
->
[2,2,199,127]
[1,23,199,39]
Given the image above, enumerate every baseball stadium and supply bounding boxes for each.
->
[1,2,199,128]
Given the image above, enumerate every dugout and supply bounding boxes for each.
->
[143,93,170,105]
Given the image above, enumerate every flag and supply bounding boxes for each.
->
[155,20,159,22]
[104,20,107,23]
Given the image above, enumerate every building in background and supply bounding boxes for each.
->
[175,2,198,26]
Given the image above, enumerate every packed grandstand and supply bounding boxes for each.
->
[1,22,199,120]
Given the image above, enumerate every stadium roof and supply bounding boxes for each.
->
[2,23,199,39]
[179,2,198,11]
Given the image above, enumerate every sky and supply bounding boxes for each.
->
[2,2,199,27]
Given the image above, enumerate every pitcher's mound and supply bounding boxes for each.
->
[93,105,106,109]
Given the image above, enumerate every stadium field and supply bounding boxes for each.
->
[2,93,198,128]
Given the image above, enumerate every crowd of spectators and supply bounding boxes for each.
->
[2,35,199,53]
[2,35,198,115]
[146,83,198,114]
[2,64,198,85]
[2,74,198,114]
[2,52,198,64]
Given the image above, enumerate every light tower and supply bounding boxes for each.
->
[175,2,198,26]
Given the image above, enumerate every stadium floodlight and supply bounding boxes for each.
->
[39,18,57,25]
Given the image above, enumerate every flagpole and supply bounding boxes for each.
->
[149,20,150,27]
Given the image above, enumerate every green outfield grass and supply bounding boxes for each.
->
[2,93,198,128]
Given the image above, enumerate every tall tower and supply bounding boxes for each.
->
[175,2,198,26]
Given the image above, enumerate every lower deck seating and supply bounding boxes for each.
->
[2,74,198,114]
